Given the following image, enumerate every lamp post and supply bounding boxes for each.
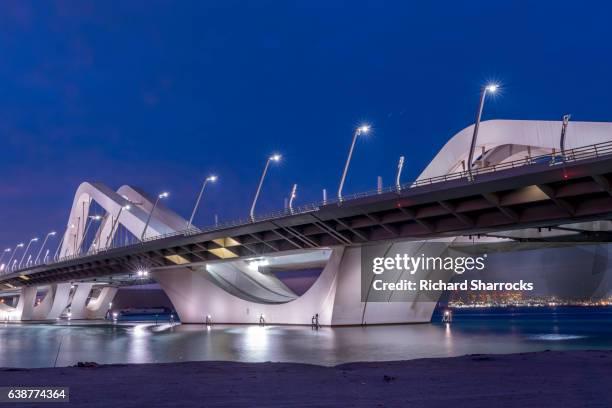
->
[250,154,281,221]
[0,248,11,265]
[560,114,571,157]
[35,231,56,264]
[188,175,217,229]
[19,238,38,269]
[141,192,169,240]
[288,184,297,214]
[467,84,498,179]
[338,125,370,201]
[106,205,131,249]
[78,215,102,254]
[396,156,405,192]
[53,226,71,261]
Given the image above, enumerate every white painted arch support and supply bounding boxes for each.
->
[153,245,443,326]
[60,182,187,258]
[419,119,612,180]
[67,284,117,320]
[2,283,118,321]
[16,284,71,321]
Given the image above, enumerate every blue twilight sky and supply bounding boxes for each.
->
[0,1,611,250]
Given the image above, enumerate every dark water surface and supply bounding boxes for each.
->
[1,307,611,368]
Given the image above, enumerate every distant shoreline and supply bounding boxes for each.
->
[1,350,610,407]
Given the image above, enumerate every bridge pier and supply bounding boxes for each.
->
[82,286,117,319]
[67,284,117,320]
[67,283,94,319]
[4,284,72,321]
[153,245,443,326]
[2,283,117,321]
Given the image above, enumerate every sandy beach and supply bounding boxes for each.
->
[1,350,610,407]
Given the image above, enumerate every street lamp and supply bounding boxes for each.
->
[467,83,499,179]
[77,215,103,254]
[0,248,11,265]
[188,175,217,229]
[6,243,24,272]
[19,238,38,269]
[35,231,56,264]
[338,125,370,201]
[106,204,131,249]
[250,154,281,221]
[141,192,169,240]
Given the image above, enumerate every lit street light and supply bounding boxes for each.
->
[19,238,38,269]
[77,215,103,254]
[250,154,281,221]
[338,125,370,201]
[106,204,131,249]
[188,175,217,229]
[35,231,56,264]
[6,243,24,272]
[141,192,169,240]
[467,83,499,179]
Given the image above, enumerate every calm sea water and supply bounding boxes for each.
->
[1,307,611,368]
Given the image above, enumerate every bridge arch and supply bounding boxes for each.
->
[419,119,612,179]
[59,182,187,258]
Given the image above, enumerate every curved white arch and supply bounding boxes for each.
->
[60,182,188,257]
[419,119,612,180]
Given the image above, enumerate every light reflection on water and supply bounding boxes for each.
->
[1,309,612,368]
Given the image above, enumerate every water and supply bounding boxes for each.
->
[1,307,611,368]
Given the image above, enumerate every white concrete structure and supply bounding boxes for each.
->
[4,119,612,324]
[1,283,117,321]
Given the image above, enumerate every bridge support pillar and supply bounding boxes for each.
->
[67,283,94,319]
[153,245,442,326]
[4,283,117,321]
[9,284,72,321]
[85,286,117,319]
[15,286,37,320]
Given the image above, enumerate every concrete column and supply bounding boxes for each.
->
[3,285,69,321]
[45,283,73,320]
[6,283,115,321]
[16,286,38,321]
[85,286,118,319]
[68,283,94,320]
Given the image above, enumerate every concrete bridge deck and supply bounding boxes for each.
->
[3,149,612,289]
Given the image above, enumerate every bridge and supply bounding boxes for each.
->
[2,119,612,325]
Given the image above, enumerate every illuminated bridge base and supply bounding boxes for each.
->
[2,284,117,321]
[154,246,439,326]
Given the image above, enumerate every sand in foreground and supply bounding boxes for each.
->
[1,350,611,407]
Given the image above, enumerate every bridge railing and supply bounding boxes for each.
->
[4,139,612,276]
